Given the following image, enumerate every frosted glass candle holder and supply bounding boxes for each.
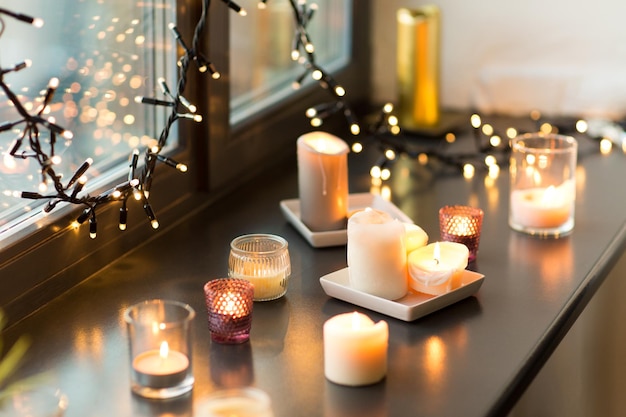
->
[228,234,291,301]
[124,299,195,399]
[509,133,577,238]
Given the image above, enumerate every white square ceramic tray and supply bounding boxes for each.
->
[319,267,485,322]
[279,193,413,247]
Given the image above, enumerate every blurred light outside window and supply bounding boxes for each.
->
[229,0,352,125]
[0,0,176,234]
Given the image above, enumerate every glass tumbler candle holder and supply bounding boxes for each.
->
[124,299,195,400]
[204,278,254,344]
[509,133,578,237]
[439,205,484,262]
[228,234,291,301]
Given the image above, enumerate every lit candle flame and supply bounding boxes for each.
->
[159,341,169,359]
[433,242,441,265]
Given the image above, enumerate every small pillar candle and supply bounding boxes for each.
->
[323,312,388,386]
[439,205,484,262]
[204,278,254,344]
[404,222,429,254]
[297,131,349,232]
[408,241,469,295]
[347,208,407,300]
[397,6,440,129]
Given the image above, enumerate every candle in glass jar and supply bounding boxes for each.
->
[323,312,388,386]
[408,241,469,295]
[205,279,254,344]
[132,341,190,388]
[297,131,349,232]
[510,180,574,229]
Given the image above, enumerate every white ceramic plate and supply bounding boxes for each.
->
[279,193,413,247]
[319,267,485,322]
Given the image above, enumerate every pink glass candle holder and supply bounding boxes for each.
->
[204,278,254,344]
[439,205,484,262]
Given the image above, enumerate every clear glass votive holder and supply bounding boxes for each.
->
[228,234,291,302]
[204,278,254,344]
[195,387,275,417]
[124,299,195,399]
[1,386,69,417]
[439,205,484,262]
[509,133,578,238]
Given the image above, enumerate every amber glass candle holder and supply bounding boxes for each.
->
[439,205,484,262]
[204,278,254,344]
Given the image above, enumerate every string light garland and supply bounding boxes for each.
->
[285,0,360,136]
[0,1,242,238]
[268,2,624,182]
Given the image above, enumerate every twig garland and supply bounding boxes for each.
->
[0,1,244,238]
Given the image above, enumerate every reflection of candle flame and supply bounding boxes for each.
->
[433,242,440,264]
[159,341,169,359]
[424,336,446,385]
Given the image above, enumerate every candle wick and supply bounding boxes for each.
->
[434,258,439,265]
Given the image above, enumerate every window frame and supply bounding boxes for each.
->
[0,0,371,328]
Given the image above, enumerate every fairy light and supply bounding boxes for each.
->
[0,1,240,237]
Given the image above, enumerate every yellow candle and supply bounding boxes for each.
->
[404,222,429,253]
[397,6,440,129]
[323,312,388,386]
[408,241,469,295]
[297,131,349,231]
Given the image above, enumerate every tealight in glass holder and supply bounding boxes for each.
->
[124,299,195,399]
[204,278,254,344]
[509,133,577,237]
[228,234,291,301]
[439,205,484,262]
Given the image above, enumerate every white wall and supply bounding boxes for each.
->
[371,0,626,118]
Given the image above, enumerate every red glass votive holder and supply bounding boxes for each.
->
[204,278,254,344]
[439,205,484,262]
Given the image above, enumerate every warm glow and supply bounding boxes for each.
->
[433,242,441,263]
[600,138,612,154]
[470,113,481,128]
[159,341,169,359]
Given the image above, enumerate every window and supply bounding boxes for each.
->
[1,0,371,327]
[0,0,177,238]
[229,0,352,124]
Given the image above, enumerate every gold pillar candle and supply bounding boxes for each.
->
[397,6,440,129]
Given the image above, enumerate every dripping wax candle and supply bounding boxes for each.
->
[297,131,349,232]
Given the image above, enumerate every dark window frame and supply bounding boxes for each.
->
[0,0,371,328]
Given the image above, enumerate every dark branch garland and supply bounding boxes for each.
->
[0,0,244,238]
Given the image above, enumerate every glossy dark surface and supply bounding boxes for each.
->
[4,128,626,417]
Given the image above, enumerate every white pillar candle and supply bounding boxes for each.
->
[323,312,388,386]
[408,241,469,295]
[510,179,575,229]
[297,131,349,232]
[347,208,407,300]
